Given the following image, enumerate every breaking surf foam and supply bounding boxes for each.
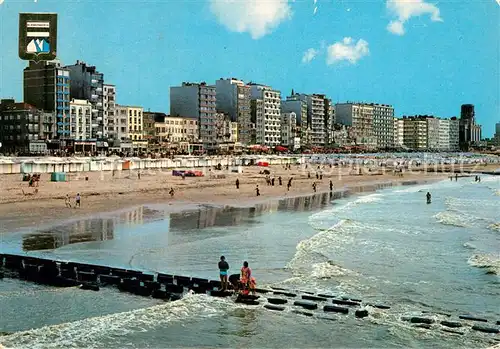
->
[468,254,500,275]
[434,211,469,228]
[0,293,232,349]
[488,223,500,232]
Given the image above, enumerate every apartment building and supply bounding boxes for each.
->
[109,105,129,142]
[402,116,428,150]
[69,99,92,140]
[125,106,144,142]
[324,99,335,146]
[0,100,51,153]
[214,112,238,144]
[103,84,116,139]
[155,116,199,143]
[372,104,395,149]
[307,94,326,146]
[249,83,281,146]
[65,61,105,139]
[170,82,217,150]
[281,95,307,125]
[449,117,460,150]
[426,117,440,150]
[281,95,308,146]
[335,102,376,148]
[215,78,251,144]
[282,93,330,146]
[281,111,300,150]
[23,60,69,139]
[142,112,157,144]
[438,118,450,151]
[393,117,404,148]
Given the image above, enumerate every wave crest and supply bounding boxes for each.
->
[287,219,358,279]
[488,222,500,232]
[0,293,230,349]
[434,211,468,227]
[468,254,500,275]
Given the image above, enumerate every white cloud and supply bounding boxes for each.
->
[302,48,318,63]
[209,0,292,39]
[326,37,369,65]
[386,0,443,35]
[387,20,405,35]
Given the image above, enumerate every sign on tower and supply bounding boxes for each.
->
[19,13,58,62]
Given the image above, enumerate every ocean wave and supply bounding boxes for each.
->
[445,196,499,209]
[312,193,383,217]
[392,186,428,194]
[286,219,360,279]
[463,242,477,250]
[311,261,357,279]
[308,193,383,230]
[434,211,469,228]
[488,223,500,232]
[468,254,500,275]
[0,293,232,349]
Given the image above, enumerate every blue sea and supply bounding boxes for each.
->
[0,176,499,348]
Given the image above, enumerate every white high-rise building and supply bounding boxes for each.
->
[393,117,404,147]
[438,118,450,151]
[111,105,131,142]
[249,83,281,146]
[336,102,394,149]
[69,99,92,140]
[103,84,116,140]
[372,104,395,149]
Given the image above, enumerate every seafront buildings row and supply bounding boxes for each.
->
[0,59,492,155]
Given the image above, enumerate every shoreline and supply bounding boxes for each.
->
[0,170,447,234]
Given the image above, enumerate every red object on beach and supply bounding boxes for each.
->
[257,161,269,167]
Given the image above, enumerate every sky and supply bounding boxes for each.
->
[0,0,499,136]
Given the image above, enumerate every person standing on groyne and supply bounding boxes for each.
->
[218,256,229,291]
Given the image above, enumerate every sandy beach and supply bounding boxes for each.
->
[0,162,497,233]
